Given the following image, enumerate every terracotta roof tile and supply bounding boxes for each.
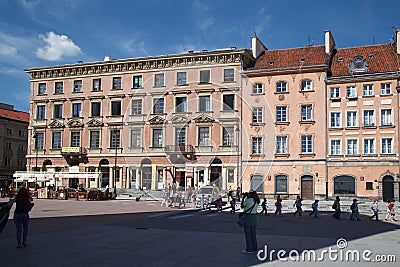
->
[330,44,400,77]
[245,45,328,71]
[0,108,30,123]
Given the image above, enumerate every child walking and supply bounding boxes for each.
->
[309,200,319,218]
[260,198,268,216]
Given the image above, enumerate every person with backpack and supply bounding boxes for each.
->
[241,191,260,253]
[260,198,268,216]
[332,196,341,219]
[274,194,282,216]
[309,199,319,218]
[350,199,361,221]
[369,199,379,221]
[293,195,303,217]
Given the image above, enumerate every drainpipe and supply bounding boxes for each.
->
[325,74,329,200]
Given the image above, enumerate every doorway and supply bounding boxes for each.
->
[382,176,394,202]
[301,175,314,200]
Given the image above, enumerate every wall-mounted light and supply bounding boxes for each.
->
[268,175,271,181]
[360,176,364,181]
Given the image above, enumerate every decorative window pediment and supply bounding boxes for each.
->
[67,119,84,128]
[87,118,103,128]
[48,119,64,128]
[349,55,368,73]
[193,113,215,124]
[171,115,190,124]
[148,115,166,125]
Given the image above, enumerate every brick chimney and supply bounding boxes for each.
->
[324,30,336,54]
[251,35,267,59]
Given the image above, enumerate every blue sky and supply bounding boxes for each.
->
[0,0,399,112]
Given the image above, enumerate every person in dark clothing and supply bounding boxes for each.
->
[13,187,34,249]
[332,196,341,219]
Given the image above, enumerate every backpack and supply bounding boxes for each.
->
[350,203,355,211]
[332,202,336,209]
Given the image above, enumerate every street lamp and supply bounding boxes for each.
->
[112,129,118,198]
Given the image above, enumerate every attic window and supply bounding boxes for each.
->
[269,61,274,66]
[349,55,368,73]
[300,58,306,63]
[338,57,343,62]
[368,54,374,59]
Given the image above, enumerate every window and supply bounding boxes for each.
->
[133,75,143,89]
[72,103,82,118]
[18,130,25,137]
[110,130,120,148]
[363,138,375,154]
[4,157,11,166]
[152,129,163,147]
[175,96,187,113]
[198,127,210,146]
[347,139,358,155]
[199,70,210,84]
[175,128,186,146]
[70,131,81,147]
[275,175,288,193]
[223,69,234,82]
[131,99,142,115]
[90,131,100,148]
[330,112,341,128]
[6,128,12,135]
[18,157,24,167]
[301,80,312,91]
[253,83,263,94]
[301,105,312,121]
[91,102,101,117]
[111,100,122,116]
[366,182,373,190]
[363,84,373,96]
[252,108,263,124]
[199,96,210,112]
[154,73,164,87]
[131,129,141,148]
[35,133,44,149]
[38,83,46,95]
[153,98,164,114]
[276,136,287,154]
[301,135,313,153]
[346,86,357,98]
[53,104,63,119]
[252,137,263,154]
[363,110,375,127]
[36,105,46,120]
[177,72,187,86]
[52,132,62,149]
[346,111,357,127]
[55,82,63,94]
[92,79,101,91]
[380,83,391,95]
[222,127,234,146]
[5,142,11,150]
[18,144,24,152]
[382,138,393,154]
[330,140,341,155]
[276,106,287,122]
[276,81,287,93]
[73,80,82,93]
[381,109,393,126]
[112,77,122,90]
[330,87,340,99]
[222,94,234,110]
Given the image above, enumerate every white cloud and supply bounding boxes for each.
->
[197,17,214,32]
[0,43,18,57]
[36,32,82,61]
[254,7,271,35]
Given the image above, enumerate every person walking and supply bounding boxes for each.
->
[13,187,34,249]
[260,198,268,216]
[241,191,260,254]
[332,196,341,219]
[161,187,169,207]
[230,195,236,213]
[293,196,303,217]
[350,199,361,221]
[274,194,283,216]
[369,199,379,221]
[309,200,319,218]
[385,201,394,221]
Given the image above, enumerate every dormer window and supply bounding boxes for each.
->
[349,55,368,73]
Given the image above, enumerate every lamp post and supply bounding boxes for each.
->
[112,129,118,198]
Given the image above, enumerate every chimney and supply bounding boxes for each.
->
[251,35,267,58]
[397,30,400,54]
[324,30,336,54]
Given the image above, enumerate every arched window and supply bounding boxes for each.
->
[334,176,355,195]
[275,174,288,194]
[251,174,264,193]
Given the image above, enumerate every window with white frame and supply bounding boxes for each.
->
[93,79,101,91]
[110,129,121,148]
[346,86,357,98]
[175,128,186,146]
[223,94,234,111]
[223,69,235,82]
[153,98,164,114]
[112,77,122,90]
[175,96,187,113]
[347,139,358,155]
[154,73,164,87]
[330,87,340,99]
[72,103,82,118]
[35,133,44,149]
[38,83,46,95]
[381,138,393,154]
[91,102,101,117]
[301,80,312,91]
[53,104,63,119]
[198,127,210,146]
[199,70,211,84]
[301,135,313,153]
[276,136,287,154]
[252,137,263,154]
[253,83,263,94]
[199,95,210,112]
[276,106,287,122]
[275,175,288,194]
[133,75,142,89]
[276,81,287,93]
[177,72,187,86]
[363,110,375,127]
[131,99,142,115]
[252,107,263,124]
[380,83,391,95]
[381,109,393,126]
[301,104,312,121]
[330,112,341,128]
[346,111,357,127]
[90,130,100,148]
[363,138,375,154]
[111,100,122,116]
[363,84,373,96]
[131,129,141,148]
[73,80,82,93]
[70,131,81,147]
[222,126,234,146]
[36,105,46,120]
[52,132,62,149]
[55,82,63,94]
[330,139,341,155]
